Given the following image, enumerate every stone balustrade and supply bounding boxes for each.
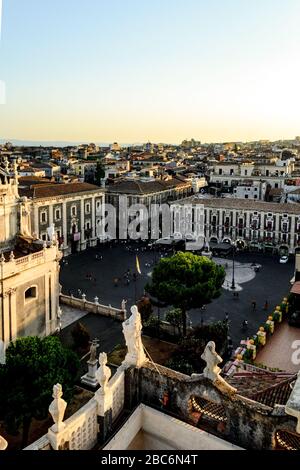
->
[0,245,60,277]
[106,368,125,421]
[60,294,124,321]
[24,398,98,451]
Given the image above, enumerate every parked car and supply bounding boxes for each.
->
[288,311,300,328]
[279,255,289,264]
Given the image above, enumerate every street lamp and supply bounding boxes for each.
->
[231,243,236,290]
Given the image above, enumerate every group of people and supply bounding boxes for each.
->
[251,299,268,311]
[113,269,138,287]
[224,298,270,331]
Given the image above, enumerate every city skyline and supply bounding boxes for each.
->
[0,0,300,143]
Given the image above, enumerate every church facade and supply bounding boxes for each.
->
[0,160,61,363]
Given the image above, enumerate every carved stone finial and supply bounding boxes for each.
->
[201,341,237,395]
[201,341,222,381]
[48,384,67,433]
[96,352,111,393]
[122,305,147,368]
[9,251,15,262]
[0,254,5,264]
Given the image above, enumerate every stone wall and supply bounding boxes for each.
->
[130,362,298,450]
[16,275,46,337]
[60,294,125,321]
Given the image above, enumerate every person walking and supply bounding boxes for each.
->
[251,300,256,311]
[263,300,269,311]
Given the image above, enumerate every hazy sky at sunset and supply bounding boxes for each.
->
[0,0,300,144]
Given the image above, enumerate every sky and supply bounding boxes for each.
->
[0,0,300,144]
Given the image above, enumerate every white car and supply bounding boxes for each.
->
[279,256,289,264]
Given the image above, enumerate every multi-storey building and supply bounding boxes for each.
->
[106,175,193,210]
[233,181,267,200]
[19,181,105,256]
[172,196,300,254]
[209,158,295,190]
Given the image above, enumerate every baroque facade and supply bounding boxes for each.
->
[0,162,61,363]
[19,181,105,256]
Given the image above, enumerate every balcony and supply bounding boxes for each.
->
[0,244,61,278]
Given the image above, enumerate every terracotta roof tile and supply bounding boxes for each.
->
[107,177,190,195]
[20,182,102,199]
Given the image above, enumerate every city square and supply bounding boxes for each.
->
[59,243,295,347]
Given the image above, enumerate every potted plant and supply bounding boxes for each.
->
[257,326,266,346]
[266,316,274,334]
[273,306,282,323]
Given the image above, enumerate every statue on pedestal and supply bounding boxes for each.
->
[89,339,99,362]
[121,299,127,312]
[122,305,147,368]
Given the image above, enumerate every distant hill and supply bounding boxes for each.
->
[0,139,110,147]
[0,138,147,148]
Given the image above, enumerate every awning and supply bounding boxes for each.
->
[290,281,300,295]
[209,242,232,251]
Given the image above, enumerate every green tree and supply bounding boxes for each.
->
[167,321,229,374]
[165,308,183,336]
[71,321,90,350]
[0,336,79,448]
[137,296,153,323]
[95,160,105,186]
[146,252,225,336]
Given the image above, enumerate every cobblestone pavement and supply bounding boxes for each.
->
[60,243,295,347]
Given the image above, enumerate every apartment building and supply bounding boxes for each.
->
[172,197,300,254]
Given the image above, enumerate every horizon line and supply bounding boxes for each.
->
[1,135,299,148]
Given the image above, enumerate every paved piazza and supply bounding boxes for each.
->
[60,242,295,347]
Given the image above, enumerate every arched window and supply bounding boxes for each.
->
[25,286,37,302]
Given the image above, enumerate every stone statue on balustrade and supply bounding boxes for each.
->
[96,352,111,393]
[122,305,147,368]
[200,341,236,396]
[20,197,34,239]
[47,223,57,244]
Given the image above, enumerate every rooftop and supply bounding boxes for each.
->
[107,177,190,195]
[104,404,243,450]
[19,182,103,199]
[176,196,300,215]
